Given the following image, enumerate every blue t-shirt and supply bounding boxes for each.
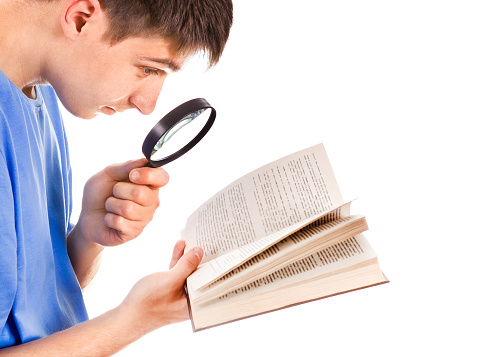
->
[0,70,88,347]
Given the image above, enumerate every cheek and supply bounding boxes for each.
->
[92,66,139,103]
[53,76,104,119]
[53,55,140,116]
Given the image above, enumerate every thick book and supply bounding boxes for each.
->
[181,143,388,331]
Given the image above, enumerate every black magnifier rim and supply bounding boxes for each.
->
[142,98,216,167]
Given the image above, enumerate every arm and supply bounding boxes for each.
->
[66,224,104,290]
[67,158,168,288]
[0,241,202,356]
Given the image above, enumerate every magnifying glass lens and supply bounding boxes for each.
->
[142,98,216,167]
[150,108,212,161]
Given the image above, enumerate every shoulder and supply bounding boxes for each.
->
[0,71,21,114]
[0,72,23,149]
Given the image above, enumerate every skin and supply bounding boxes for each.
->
[0,0,204,355]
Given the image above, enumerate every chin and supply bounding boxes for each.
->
[75,113,98,120]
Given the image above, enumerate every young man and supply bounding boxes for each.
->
[0,0,232,354]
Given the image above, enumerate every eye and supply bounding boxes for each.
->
[142,67,160,76]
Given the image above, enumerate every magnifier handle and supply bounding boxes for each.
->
[145,161,156,168]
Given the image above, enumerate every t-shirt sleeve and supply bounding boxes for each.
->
[0,153,17,330]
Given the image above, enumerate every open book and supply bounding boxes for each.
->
[182,143,388,331]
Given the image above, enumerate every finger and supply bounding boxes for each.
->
[170,247,203,282]
[169,240,186,269]
[104,213,145,241]
[105,196,154,221]
[112,181,157,207]
[129,166,169,189]
[105,158,149,182]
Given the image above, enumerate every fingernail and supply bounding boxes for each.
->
[193,247,203,260]
[130,170,140,181]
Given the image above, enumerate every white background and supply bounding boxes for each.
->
[63,1,482,356]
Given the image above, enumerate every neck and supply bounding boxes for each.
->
[0,1,60,98]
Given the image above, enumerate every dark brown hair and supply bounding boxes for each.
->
[99,0,233,67]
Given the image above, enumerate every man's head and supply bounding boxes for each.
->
[35,0,233,118]
[99,0,233,68]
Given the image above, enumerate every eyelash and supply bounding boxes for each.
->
[142,67,161,76]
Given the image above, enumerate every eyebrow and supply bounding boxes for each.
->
[139,56,182,73]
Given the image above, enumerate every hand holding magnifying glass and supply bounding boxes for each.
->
[142,98,216,167]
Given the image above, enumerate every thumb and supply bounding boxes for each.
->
[170,247,203,282]
[104,158,148,182]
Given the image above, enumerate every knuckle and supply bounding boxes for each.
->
[160,170,169,186]
[105,196,115,210]
[121,201,135,216]
[113,214,124,227]
[154,197,160,209]
[105,213,124,229]
[113,181,124,193]
[131,186,146,202]
[112,182,127,199]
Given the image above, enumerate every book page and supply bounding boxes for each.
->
[189,214,367,303]
[190,235,387,331]
[193,234,378,306]
[182,143,344,263]
[187,202,352,291]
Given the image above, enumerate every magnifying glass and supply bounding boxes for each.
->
[142,98,216,167]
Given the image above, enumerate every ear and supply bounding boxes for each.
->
[61,0,104,40]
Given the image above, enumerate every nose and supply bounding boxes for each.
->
[129,76,166,115]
